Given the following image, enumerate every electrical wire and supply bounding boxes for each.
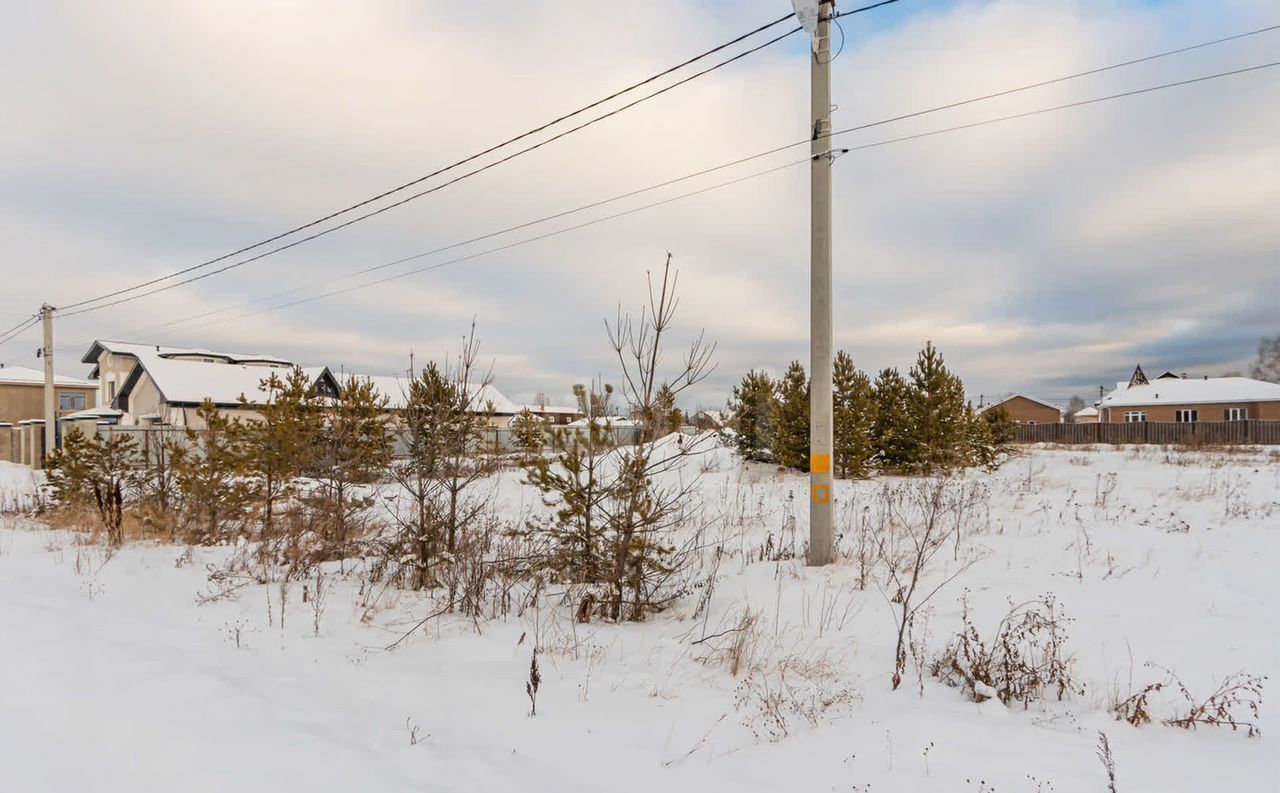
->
[73,21,1280,342]
[56,0,910,318]
[66,58,1280,351]
[0,316,41,353]
[56,13,805,315]
[58,26,804,319]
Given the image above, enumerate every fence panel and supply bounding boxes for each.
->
[1015,420,1280,446]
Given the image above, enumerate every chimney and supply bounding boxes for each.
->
[1181,372,1187,379]
[1203,374,1208,380]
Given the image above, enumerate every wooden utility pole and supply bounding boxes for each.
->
[808,1,835,565]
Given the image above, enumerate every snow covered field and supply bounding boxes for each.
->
[1,446,1277,792]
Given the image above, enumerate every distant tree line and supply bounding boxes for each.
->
[725,342,1013,476]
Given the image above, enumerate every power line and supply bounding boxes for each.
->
[67,59,1279,350]
[56,13,804,315]
[73,22,1280,342]
[0,316,40,353]
[58,0,911,319]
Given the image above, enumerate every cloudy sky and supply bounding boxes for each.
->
[3,0,1277,409]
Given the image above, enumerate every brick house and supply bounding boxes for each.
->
[0,365,98,425]
[1097,376,1280,423]
[976,394,1063,425]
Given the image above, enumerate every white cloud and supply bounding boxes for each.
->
[2,0,1276,406]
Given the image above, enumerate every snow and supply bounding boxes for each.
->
[0,365,95,387]
[1100,376,1280,408]
[1,447,1277,792]
[82,340,294,367]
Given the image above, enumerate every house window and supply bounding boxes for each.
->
[1224,407,1248,421]
[1175,409,1198,423]
[1124,411,1146,423]
[108,381,117,400]
[59,392,85,412]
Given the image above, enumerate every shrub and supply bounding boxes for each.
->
[1114,664,1265,737]
[931,593,1084,707]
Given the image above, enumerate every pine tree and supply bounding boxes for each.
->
[964,403,999,469]
[726,370,775,462]
[982,405,1018,449]
[88,432,142,546]
[772,361,810,472]
[833,350,877,478]
[872,367,915,472]
[241,367,321,537]
[314,376,391,556]
[172,401,255,544]
[46,427,96,509]
[511,406,548,457]
[906,342,969,473]
[653,382,682,436]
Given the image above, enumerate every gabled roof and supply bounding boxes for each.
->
[93,341,335,408]
[351,374,520,414]
[1099,376,1280,409]
[0,365,95,388]
[976,393,1063,415]
[1073,406,1099,417]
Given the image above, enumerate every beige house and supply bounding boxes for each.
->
[976,394,1063,425]
[80,341,339,428]
[0,365,98,425]
[0,365,98,464]
[1071,406,1099,424]
[1098,375,1280,423]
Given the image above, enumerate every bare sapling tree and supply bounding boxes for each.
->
[434,325,501,557]
[138,425,181,539]
[386,325,500,594]
[89,432,142,546]
[876,478,982,690]
[600,253,717,621]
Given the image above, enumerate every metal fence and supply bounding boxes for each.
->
[1016,420,1280,446]
[83,422,648,458]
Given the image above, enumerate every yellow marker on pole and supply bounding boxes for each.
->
[811,453,831,504]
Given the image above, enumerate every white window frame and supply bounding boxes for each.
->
[1224,407,1248,421]
[58,392,85,412]
[1175,409,1199,423]
[1124,411,1146,423]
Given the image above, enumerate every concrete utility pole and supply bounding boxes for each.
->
[808,0,835,566]
[41,304,56,460]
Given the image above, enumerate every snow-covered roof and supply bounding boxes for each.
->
[122,355,303,406]
[1099,376,1280,408]
[521,403,581,415]
[60,406,123,421]
[353,374,520,414]
[1073,406,1099,418]
[81,340,294,368]
[566,415,639,427]
[0,365,95,388]
[976,393,1063,415]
